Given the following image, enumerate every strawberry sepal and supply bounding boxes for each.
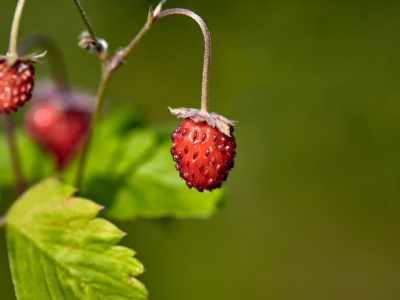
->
[169,107,236,137]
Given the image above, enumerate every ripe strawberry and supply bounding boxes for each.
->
[0,60,34,113]
[24,82,93,169]
[171,118,236,192]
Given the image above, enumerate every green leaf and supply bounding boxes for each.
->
[6,178,148,300]
[83,125,225,220]
[0,109,225,221]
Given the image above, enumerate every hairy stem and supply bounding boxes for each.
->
[1,115,26,195]
[123,12,154,58]
[71,0,97,43]
[74,4,212,187]
[123,8,211,113]
[75,62,111,188]
[154,9,211,113]
[8,0,27,60]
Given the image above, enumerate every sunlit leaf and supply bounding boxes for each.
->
[6,178,148,300]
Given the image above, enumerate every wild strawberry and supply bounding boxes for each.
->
[0,60,34,113]
[24,81,93,169]
[170,114,236,192]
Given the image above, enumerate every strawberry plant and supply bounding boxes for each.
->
[0,0,237,299]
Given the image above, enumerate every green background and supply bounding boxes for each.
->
[1,0,400,299]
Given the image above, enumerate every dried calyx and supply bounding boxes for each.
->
[169,107,236,137]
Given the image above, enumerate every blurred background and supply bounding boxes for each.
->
[1,0,400,299]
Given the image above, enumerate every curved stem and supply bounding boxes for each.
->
[8,0,27,60]
[154,9,211,114]
[1,115,26,196]
[123,8,211,114]
[18,34,69,91]
[75,5,212,188]
[71,0,97,43]
[75,62,111,188]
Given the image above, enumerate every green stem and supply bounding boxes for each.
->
[75,62,111,188]
[71,0,97,42]
[8,0,27,61]
[1,115,26,196]
[122,13,153,58]
[74,4,212,188]
[71,0,111,188]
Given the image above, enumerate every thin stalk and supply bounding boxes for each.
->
[1,115,26,195]
[75,62,111,188]
[74,5,212,187]
[154,9,211,113]
[70,0,110,188]
[8,0,27,60]
[123,17,153,58]
[124,8,211,113]
[71,0,97,42]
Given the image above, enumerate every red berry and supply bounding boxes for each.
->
[24,82,93,169]
[0,60,34,113]
[171,118,236,192]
